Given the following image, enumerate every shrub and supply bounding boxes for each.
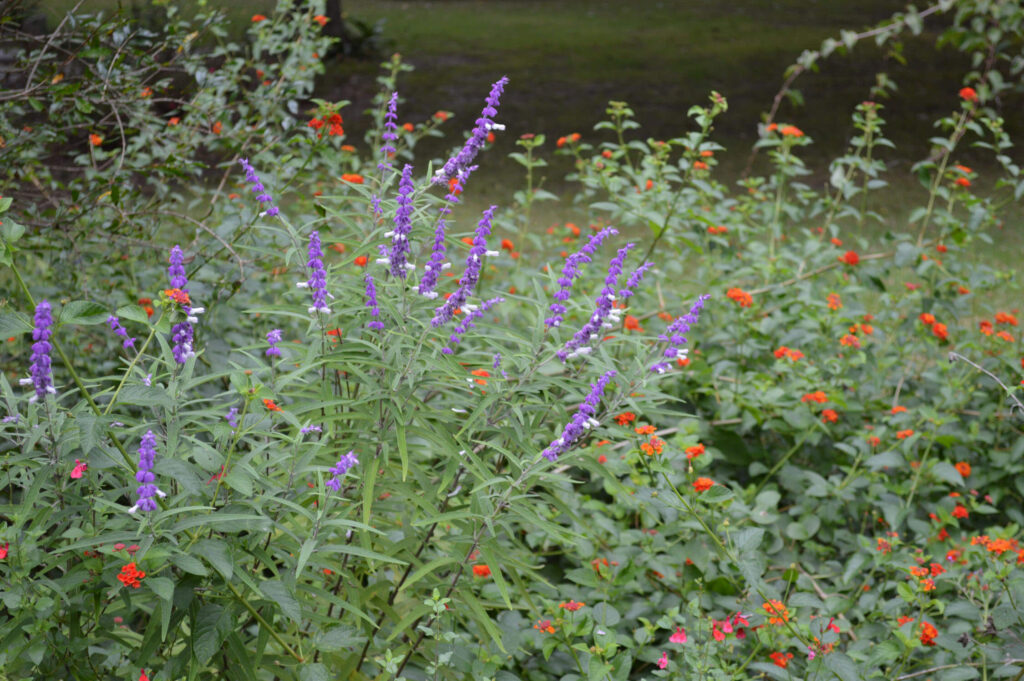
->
[1,1,1023,680]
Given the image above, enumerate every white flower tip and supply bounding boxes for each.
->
[422,291,439,300]
[440,263,452,270]
[485,250,499,257]
[296,282,310,288]
[128,505,139,514]
[18,378,32,386]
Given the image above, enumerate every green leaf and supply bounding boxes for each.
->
[194,539,233,580]
[59,300,109,326]
[299,663,330,681]
[700,484,734,504]
[824,652,861,681]
[0,196,12,213]
[0,313,33,338]
[294,538,317,581]
[148,577,174,602]
[261,580,302,623]
[115,385,173,410]
[192,604,229,664]
[931,461,964,487]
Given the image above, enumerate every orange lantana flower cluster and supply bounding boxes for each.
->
[727,287,753,307]
[918,312,949,341]
[774,346,804,361]
[762,600,790,625]
[117,562,146,589]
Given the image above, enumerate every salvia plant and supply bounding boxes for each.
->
[2,1,1024,681]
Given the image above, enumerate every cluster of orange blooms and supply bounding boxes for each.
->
[978,311,1017,342]
[726,287,753,307]
[774,346,804,361]
[918,313,949,342]
[556,132,581,147]
[762,600,790,625]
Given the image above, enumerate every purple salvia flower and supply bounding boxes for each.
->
[300,424,322,435]
[168,245,188,289]
[107,315,136,350]
[433,76,508,185]
[364,274,385,330]
[419,166,475,298]
[379,92,399,171]
[225,407,239,428]
[620,262,654,299]
[651,294,710,374]
[143,373,152,386]
[19,300,55,403]
[493,353,507,378]
[325,450,359,492]
[265,329,283,357]
[558,245,649,362]
[442,296,504,354]
[239,157,280,217]
[383,164,416,278]
[431,206,498,327]
[167,245,198,364]
[298,230,332,315]
[542,370,616,461]
[1,413,19,424]
[547,226,618,327]
[129,430,166,513]
[170,321,195,364]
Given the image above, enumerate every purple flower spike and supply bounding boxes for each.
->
[364,273,385,330]
[433,77,508,185]
[239,158,281,217]
[225,407,239,428]
[170,321,195,364]
[431,206,498,327]
[20,300,55,403]
[542,370,616,461]
[379,92,399,171]
[558,246,652,362]
[651,294,710,374]
[168,246,187,289]
[419,167,475,298]
[298,231,332,315]
[547,226,618,327]
[384,165,416,278]
[129,430,166,513]
[325,451,359,492]
[167,245,198,364]
[107,315,136,350]
[265,329,283,357]
[442,296,503,354]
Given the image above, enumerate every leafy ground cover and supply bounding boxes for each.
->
[1,2,1023,681]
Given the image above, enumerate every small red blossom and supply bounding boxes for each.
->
[685,443,705,459]
[251,14,267,22]
[727,287,752,307]
[839,250,860,265]
[117,562,146,589]
[263,398,283,412]
[472,564,491,578]
[959,87,978,103]
[821,409,838,423]
[692,477,715,493]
